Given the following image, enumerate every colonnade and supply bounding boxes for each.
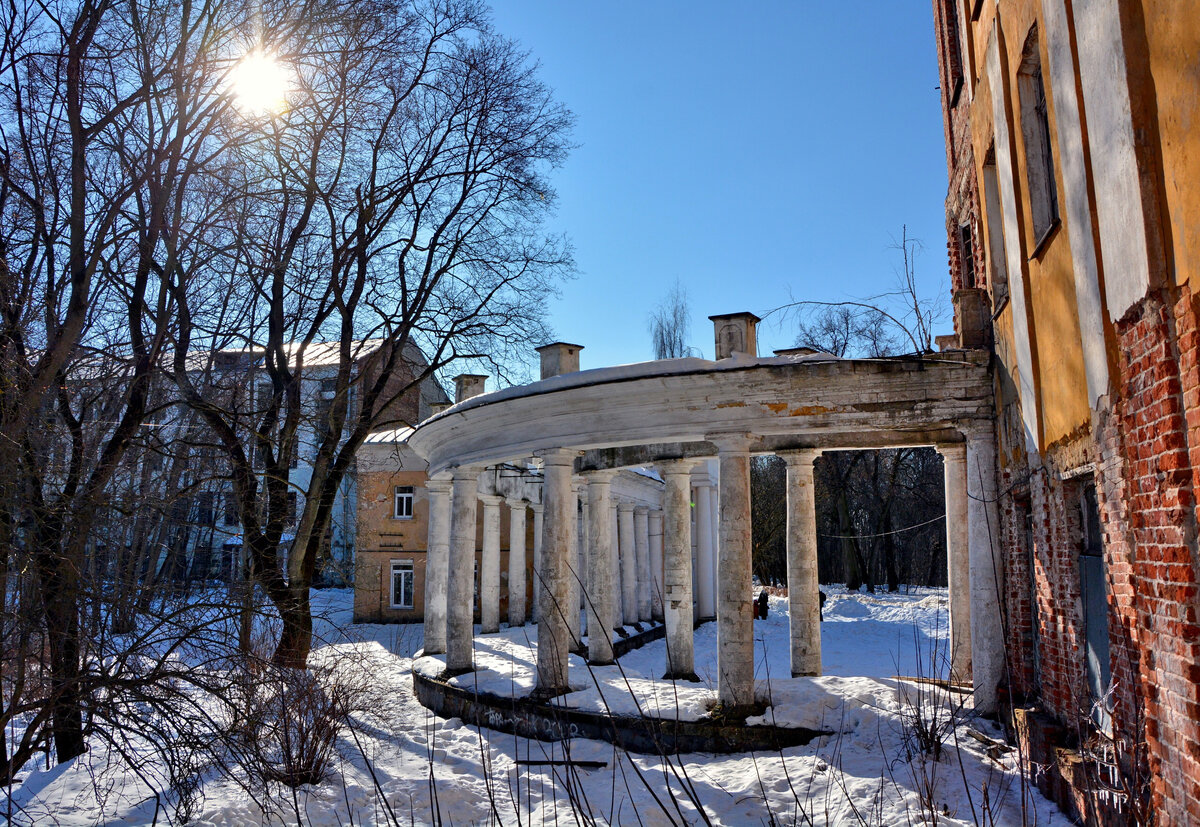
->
[421,432,1001,712]
[421,460,722,690]
[407,317,1003,713]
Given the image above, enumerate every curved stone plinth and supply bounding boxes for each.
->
[411,667,830,755]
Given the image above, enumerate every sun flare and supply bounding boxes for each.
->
[230,50,290,115]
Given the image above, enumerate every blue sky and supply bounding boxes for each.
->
[489,2,951,371]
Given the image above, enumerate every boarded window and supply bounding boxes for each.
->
[1018,27,1060,245]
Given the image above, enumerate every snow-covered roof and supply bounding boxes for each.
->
[424,352,845,423]
[363,426,415,445]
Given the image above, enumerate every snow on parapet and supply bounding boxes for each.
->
[416,352,846,426]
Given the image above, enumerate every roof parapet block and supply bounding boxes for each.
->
[535,342,584,379]
[709,312,761,360]
[453,374,489,403]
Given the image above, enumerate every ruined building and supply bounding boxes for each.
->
[932,0,1200,821]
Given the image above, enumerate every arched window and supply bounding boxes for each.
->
[1017,27,1059,246]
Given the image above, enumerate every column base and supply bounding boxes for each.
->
[791,670,819,678]
[588,656,615,667]
[662,670,701,683]
[529,684,571,702]
[439,665,475,680]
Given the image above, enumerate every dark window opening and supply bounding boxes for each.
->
[959,223,977,289]
[1018,27,1060,245]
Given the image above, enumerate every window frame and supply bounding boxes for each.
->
[390,559,415,609]
[393,485,415,520]
[1017,27,1060,248]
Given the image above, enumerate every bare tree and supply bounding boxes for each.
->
[166,0,573,669]
[772,225,946,356]
[648,277,691,359]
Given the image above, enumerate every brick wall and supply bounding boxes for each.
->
[1028,469,1090,721]
[998,470,1038,699]
[1111,287,1200,821]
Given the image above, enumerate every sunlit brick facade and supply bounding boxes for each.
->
[933,1,1200,822]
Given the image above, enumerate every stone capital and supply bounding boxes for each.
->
[634,504,649,516]
[777,448,822,467]
[706,432,755,454]
[505,496,527,509]
[935,442,967,462]
[478,493,504,506]
[535,446,580,466]
[450,464,484,481]
[617,500,636,513]
[585,468,620,483]
[425,473,454,494]
[657,458,698,477]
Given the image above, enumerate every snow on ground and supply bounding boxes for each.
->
[7,586,1068,826]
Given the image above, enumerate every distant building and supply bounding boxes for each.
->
[932,1,1199,822]
[102,340,449,587]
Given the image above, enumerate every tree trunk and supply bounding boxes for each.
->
[884,512,900,592]
[43,570,85,762]
[272,585,312,669]
[836,492,862,591]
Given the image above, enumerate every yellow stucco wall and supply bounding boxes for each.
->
[353,466,536,623]
[1142,2,1200,291]
[966,0,1093,451]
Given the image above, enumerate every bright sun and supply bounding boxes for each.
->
[230,50,290,114]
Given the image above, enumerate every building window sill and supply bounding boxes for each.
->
[1028,218,1060,260]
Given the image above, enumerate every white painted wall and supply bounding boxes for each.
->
[986,27,1042,454]
[1041,0,1110,407]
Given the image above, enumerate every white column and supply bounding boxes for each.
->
[938,443,972,684]
[422,474,453,655]
[566,477,585,651]
[446,467,480,673]
[660,461,697,679]
[634,506,651,621]
[648,509,664,622]
[611,501,622,629]
[585,470,618,664]
[530,502,544,622]
[535,448,578,697]
[694,479,716,621]
[782,450,821,677]
[479,494,502,633]
[618,502,638,626]
[966,427,1004,714]
[578,490,590,638]
[507,498,528,626]
[712,434,755,709]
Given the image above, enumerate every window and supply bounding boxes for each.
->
[1017,27,1059,246]
[223,492,239,526]
[982,151,1010,310]
[314,398,333,446]
[393,485,414,519]
[1078,479,1111,729]
[196,491,215,527]
[941,0,964,108]
[390,560,415,609]
[959,223,976,289]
